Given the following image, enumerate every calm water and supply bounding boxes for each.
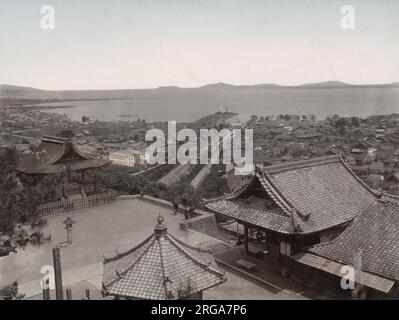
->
[40,87,399,122]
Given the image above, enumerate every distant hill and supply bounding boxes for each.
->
[157,86,181,90]
[0,84,43,96]
[1,81,398,101]
[200,82,237,89]
[201,82,280,89]
[253,83,281,88]
[297,81,399,89]
[298,81,351,88]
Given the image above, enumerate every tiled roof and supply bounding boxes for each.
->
[310,201,399,281]
[206,198,295,234]
[16,136,110,174]
[102,216,226,299]
[206,156,378,234]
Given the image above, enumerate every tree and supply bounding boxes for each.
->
[0,147,25,233]
[335,118,346,134]
[81,116,90,123]
[0,147,52,253]
[351,117,360,127]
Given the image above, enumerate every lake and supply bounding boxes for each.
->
[39,87,399,122]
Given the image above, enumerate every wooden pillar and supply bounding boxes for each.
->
[81,171,86,184]
[244,225,249,256]
[63,183,67,198]
[94,169,99,193]
[53,247,64,300]
[42,287,50,300]
[66,288,72,300]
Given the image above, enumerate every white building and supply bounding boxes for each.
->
[109,148,147,167]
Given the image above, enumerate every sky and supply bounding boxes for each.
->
[0,0,398,90]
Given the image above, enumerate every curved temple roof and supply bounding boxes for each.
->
[102,216,226,300]
[205,155,379,235]
[16,136,110,174]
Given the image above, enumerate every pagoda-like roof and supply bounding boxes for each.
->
[102,216,226,300]
[205,155,379,235]
[16,136,110,174]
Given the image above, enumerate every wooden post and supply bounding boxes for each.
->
[53,247,64,300]
[66,288,72,300]
[85,289,90,300]
[244,225,249,256]
[81,171,86,184]
[94,170,99,193]
[63,183,67,198]
[42,287,50,300]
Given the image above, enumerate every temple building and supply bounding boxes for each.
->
[205,156,378,263]
[205,155,399,298]
[102,215,226,300]
[16,136,111,198]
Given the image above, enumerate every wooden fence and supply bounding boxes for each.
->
[36,190,118,217]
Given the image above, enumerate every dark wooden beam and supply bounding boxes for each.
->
[53,247,64,300]
[244,225,249,256]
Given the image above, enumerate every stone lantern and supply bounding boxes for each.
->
[62,217,76,245]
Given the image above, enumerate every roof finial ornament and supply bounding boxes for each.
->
[291,209,302,233]
[157,213,164,226]
[154,213,167,237]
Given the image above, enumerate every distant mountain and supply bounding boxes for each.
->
[196,81,399,89]
[298,81,351,88]
[297,81,399,89]
[200,82,237,89]
[1,81,399,101]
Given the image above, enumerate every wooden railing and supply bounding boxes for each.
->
[36,190,118,217]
